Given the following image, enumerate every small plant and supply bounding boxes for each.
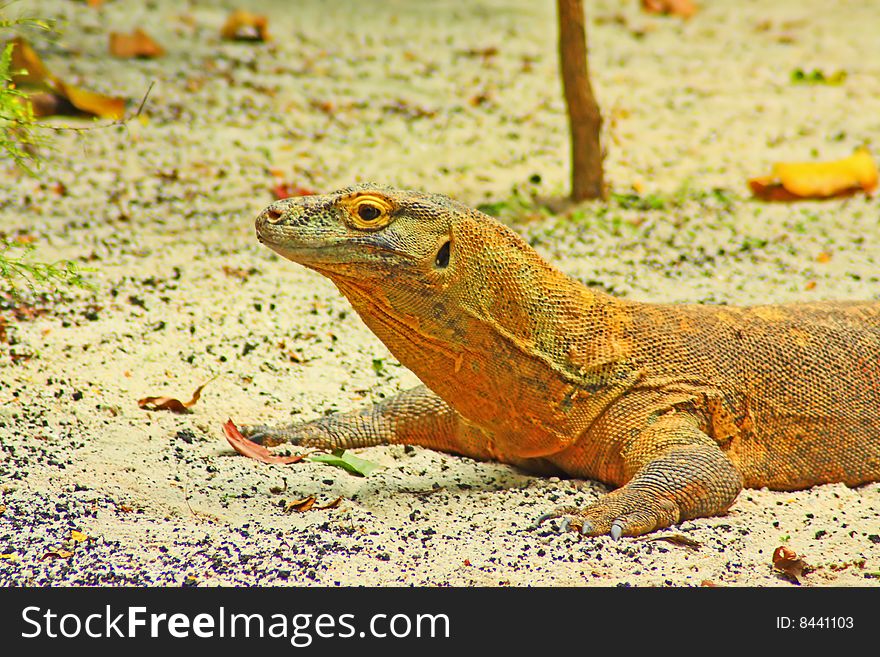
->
[1,11,89,301]
[0,12,52,174]
[0,238,91,298]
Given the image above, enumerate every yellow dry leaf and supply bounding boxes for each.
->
[9,37,126,120]
[750,149,878,201]
[109,29,165,59]
[70,530,88,542]
[55,79,126,120]
[642,0,698,19]
[774,149,878,197]
[9,37,52,88]
[221,9,270,41]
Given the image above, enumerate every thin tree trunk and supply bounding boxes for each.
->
[557,0,604,201]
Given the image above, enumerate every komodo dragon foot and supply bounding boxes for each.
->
[536,439,744,539]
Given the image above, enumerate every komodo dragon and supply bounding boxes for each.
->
[243,184,880,538]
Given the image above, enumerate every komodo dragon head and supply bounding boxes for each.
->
[254,184,628,455]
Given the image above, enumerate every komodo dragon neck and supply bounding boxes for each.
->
[255,185,638,458]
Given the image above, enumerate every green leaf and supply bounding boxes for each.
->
[308,450,383,477]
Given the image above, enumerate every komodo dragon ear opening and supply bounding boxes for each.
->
[434,240,451,268]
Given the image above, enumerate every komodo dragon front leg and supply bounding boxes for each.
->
[542,412,743,539]
[242,384,562,474]
[244,385,475,453]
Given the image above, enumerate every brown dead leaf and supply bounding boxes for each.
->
[221,9,270,42]
[222,419,308,464]
[286,496,316,512]
[0,504,6,515]
[315,496,342,510]
[749,148,878,201]
[222,265,256,281]
[284,495,342,513]
[816,251,832,264]
[700,580,724,587]
[642,0,698,19]
[271,183,318,200]
[109,29,165,59]
[309,99,336,115]
[40,549,74,561]
[9,37,52,87]
[636,534,702,549]
[10,37,126,120]
[460,46,499,58]
[773,545,814,584]
[138,377,215,414]
[55,78,126,119]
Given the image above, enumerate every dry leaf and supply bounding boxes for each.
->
[816,251,832,264]
[138,377,215,414]
[70,530,88,542]
[221,9,270,42]
[700,580,723,587]
[772,545,814,584]
[222,419,308,464]
[636,534,702,549]
[286,495,316,512]
[222,265,256,281]
[40,550,74,561]
[272,183,318,200]
[10,37,126,120]
[749,148,878,201]
[317,497,342,510]
[9,37,52,87]
[642,0,697,18]
[0,504,6,515]
[109,29,165,59]
[55,78,126,119]
[285,495,342,513]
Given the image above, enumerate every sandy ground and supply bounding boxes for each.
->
[0,0,878,587]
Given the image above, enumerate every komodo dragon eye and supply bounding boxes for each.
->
[344,194,394,229]
[358,204,382,222]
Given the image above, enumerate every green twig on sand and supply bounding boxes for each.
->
[0,13,52,174]
[1,11,92,299]
[0,239,92,298]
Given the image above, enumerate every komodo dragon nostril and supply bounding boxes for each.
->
[265,207,284,223]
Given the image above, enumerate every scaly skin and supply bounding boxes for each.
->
[245,184,880,538]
